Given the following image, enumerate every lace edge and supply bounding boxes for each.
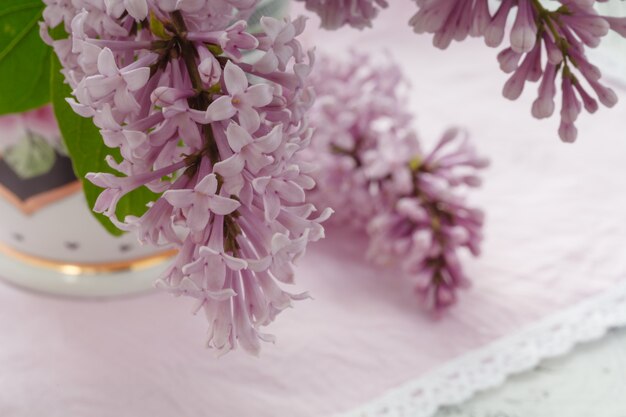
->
[334,278,626,417]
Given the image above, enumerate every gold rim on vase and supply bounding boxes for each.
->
[0,242,177,276]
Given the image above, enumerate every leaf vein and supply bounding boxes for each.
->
[0,11,42,63]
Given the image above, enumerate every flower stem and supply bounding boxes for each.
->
[169,10,221,166]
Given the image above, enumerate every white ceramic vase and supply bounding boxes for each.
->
[0,106,171,298]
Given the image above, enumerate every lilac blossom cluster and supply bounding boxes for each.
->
[41,0,330,355]
[299,0,626,142]
[411,0,626,142]
[304,53,488,311]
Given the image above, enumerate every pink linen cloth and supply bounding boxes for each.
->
[2,2,626,416]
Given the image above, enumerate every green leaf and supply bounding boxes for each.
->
[0,0,52,115]
[3,134,56,179]
[50,56,159,237]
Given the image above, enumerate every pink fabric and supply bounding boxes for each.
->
[2,2,626,416]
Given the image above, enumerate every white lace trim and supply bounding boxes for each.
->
[334,279,626,417]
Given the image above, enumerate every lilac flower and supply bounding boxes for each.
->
[163,173,241,235]
[304,53,487,312]
[252,164,309,223]
[42,0,329,355]
[187,21,258,59]
[410,0,626,142]
[87,160,186,217]
[300,0,625,142]
[255,17,307,72]
[206,61,274,133]
[105,0,149,20]
[80,47,153,112]
[222,123,282,173]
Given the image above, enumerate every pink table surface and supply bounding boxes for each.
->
[2,2,626,417]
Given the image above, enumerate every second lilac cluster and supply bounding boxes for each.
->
[414,0,626,142]
[304,53,488,311]
[298,0,626,142]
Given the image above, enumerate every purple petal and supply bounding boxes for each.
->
[125,0,149,20]
[93,188,121,215]
[276,22,296,44]
[270,233,292,256]
[247,256,272,272]
[121,67,150,91]
[222,253,248,270]
[273,180,305,203]
[195,173,219,195]
[208,195,240,215]
[243,84,273,107]
[85,76,118,100]
[221,173,245,196]
[237,105,261,133]
[97,48,118,77]
[226,122,253,152]
[187,198,212,231]
[239,182,254,207]
[260,17,283,40]
[253,124,282,153]
[243,151,273,174]
[203,254,227,290]
[181,257,205,275]
[263,191,281,222]
[251,176,271,193]
[179,117,202,149]
[224,61,248,95]
[206,96,237,122]
[113,88,140,114]
[163,189,194,208]
[86,172,117,188]
[214,154,245,177]
[253,50,279,74]
[122,130,148,149]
